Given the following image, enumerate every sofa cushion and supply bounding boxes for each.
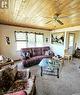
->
[21,48,32,53]
[21,48,33,59]
[21,51,31,60]
[32,48,42,56]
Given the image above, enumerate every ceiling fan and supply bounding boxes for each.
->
[45,13,64,25]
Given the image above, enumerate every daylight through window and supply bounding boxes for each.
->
[15,32,43,51]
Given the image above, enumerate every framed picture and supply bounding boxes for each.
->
[5,36,10,44]
[46,38,48,42]
[51,33,64,44]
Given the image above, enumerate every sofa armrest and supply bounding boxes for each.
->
[24,75,36,95]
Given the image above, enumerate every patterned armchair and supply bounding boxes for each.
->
[0,65,36,95]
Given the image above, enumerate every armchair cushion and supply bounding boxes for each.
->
[8,80,28,93]
[4,90,27,95]
[16,69,30,80]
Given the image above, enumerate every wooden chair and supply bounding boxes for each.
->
[64,49,72,63]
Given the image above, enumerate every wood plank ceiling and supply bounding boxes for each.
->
[0,0,80,30]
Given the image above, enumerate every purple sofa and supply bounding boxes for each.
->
[21,46,54,67]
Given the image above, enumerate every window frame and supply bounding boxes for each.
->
[15,31,44,51]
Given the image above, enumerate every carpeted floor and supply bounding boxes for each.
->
[17,58,80,95]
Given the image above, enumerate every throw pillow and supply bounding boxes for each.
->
[21,51,30,60]
[45,51,49,55]
[45,50,55,56]
[48,50,55,56]
[16,71,26,79]
[25,51,30,58]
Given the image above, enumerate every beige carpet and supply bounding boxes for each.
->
[17,58,80,95]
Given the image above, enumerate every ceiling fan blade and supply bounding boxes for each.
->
[45,20,52,24]
[56,19,64,25]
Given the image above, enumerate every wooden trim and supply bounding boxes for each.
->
[0,23,52,31]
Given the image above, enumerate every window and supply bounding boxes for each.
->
[27,33,35,47]
[15,32,27,51]
[68,33,75,54]
[36,34,43,46]
[15,32,43,51]
[69,33,74,47]
[16,32,26,41]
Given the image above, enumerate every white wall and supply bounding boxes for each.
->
[49,32,64,57]
[50,44,64,56]
[0,24,50,60]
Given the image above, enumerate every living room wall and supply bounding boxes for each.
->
[0,24,50,60]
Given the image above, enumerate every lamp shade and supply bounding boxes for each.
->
[39,58,50,67]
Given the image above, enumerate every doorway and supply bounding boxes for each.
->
[68,33,75,54]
